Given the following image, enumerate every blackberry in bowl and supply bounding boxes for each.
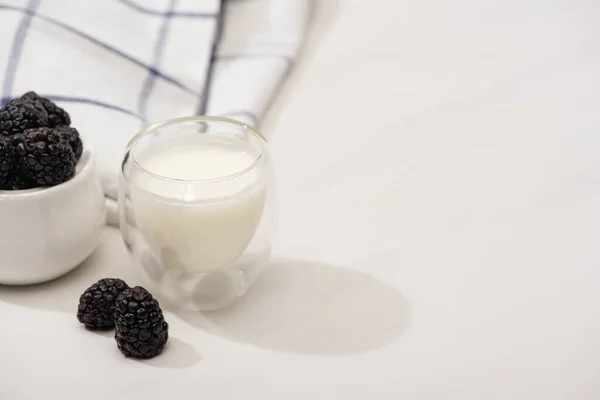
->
[0,92,106,285]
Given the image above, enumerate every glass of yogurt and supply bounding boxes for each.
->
[118,116,275,310]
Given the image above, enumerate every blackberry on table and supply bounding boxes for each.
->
[0,98,48,136]
[55,125,83,161]
[77,278,130,330]
[20,91,71,127]
[16,127,76,187]
[114,286,169,358]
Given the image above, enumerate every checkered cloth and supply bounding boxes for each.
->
[0,0,309,224]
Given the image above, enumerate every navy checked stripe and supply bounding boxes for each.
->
[198,0,227,115]
[138,0,177,122]
[1,95,144,120]
[118,0,216,18]
[0,3,199,96]
[2,0,40,101]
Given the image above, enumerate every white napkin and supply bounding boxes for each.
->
[0,0,309,225]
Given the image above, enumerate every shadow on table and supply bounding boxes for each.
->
[132,337,202,369]
[0,236,409,356]
[174,258,411,355]
[0,235,139,315]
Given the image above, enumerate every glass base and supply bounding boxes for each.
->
[125,229,270,311]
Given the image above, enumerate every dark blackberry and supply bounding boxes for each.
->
[1,171,37,190]
[55,125,83,161]
[16,127,76,186]
[0,136,16,187]
[114,286,169,358]
[0,98,48,135]
[77,278,130,329]
[20,91,71,127]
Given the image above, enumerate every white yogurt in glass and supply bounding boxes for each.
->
[129,138,267,274]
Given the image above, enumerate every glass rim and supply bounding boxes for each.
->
[125,115,268,184]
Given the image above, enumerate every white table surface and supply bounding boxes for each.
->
[2,0,600,398]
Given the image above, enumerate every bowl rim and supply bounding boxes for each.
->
[0,142,96,200]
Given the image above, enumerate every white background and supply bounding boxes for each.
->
[1,0,600,398]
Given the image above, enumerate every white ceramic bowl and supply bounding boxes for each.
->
[0,145,106,285]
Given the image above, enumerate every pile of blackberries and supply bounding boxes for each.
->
[0,92,82,189]
[77,278,169,359]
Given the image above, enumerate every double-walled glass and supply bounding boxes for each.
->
[118,116,274,310]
